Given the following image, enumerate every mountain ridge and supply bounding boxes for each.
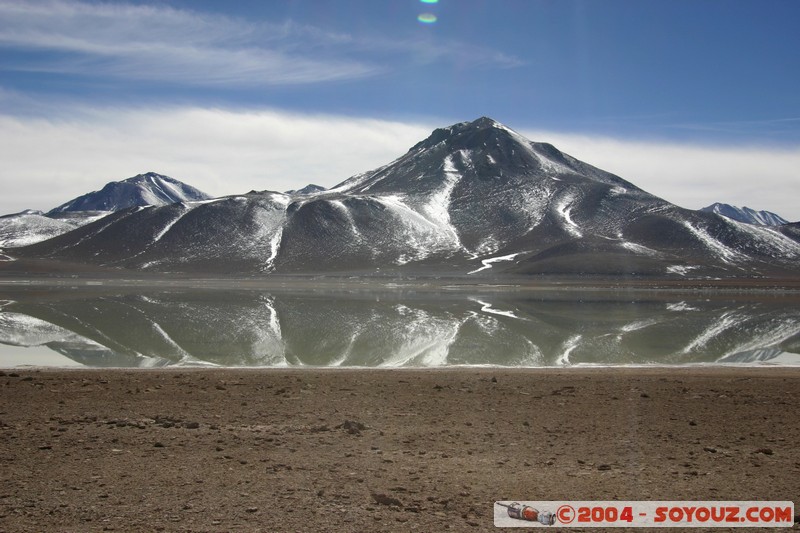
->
[701,202,789,226]
[5,118,800,278]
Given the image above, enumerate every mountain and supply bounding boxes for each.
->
[7,118,800,278]
[48,172,213,214]
[701,203,789,226]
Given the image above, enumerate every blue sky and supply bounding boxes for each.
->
[1,0,799,219]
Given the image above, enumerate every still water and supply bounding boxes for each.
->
[1,284,798,368]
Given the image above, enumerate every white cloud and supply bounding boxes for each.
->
[0,107,432,213]
[0,107,797,222]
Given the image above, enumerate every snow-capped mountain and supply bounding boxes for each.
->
[7,118,800,277]
[0,173,211,248]
[701,203,789,226]
[48,172,213,214]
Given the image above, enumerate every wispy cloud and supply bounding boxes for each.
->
[0,0,377,85]
[0,0,521,87]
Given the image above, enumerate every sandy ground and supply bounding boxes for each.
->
[0,367,798,532]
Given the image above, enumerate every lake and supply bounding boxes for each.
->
[1,281,798,367]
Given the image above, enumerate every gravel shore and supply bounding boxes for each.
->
[1,367,798,532]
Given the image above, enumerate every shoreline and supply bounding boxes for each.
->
[2,367,799,531]
[2,272,800,294]
[3,362,800,371]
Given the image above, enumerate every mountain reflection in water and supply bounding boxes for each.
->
[1,287,798,367]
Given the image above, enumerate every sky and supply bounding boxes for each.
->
[0,0,798,220]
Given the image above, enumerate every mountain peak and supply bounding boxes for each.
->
[469,116,505,129]
[410,116,519,152]
[443,116,510,135]
[47,173,213,214]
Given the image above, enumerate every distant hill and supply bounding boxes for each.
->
[48,172,212,214]
[0,210,107,248]
[285,184,326,195]
[0,173,213,248]
[701,203,788,226]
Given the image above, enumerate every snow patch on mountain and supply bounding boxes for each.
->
[468,252,523,274]
[251,204,285,271]
[721,217,800,258]
[416,152,466,247]
[620,241,662,257]
[467,237,503,260]
[378,192,462,264]
[265,228,283,271]
[142,174,184,205]
[330,200,363,242]
[152,204,190,243]
[269,193,292,206]
[555,193,582,238]
[518,185,553,233]
[419,173,460,235]
[682,221,744,263]
[185,198,225,206]
[666,265,699,276]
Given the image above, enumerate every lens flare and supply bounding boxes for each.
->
[417,13,437,24]
[420,0,439,3]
